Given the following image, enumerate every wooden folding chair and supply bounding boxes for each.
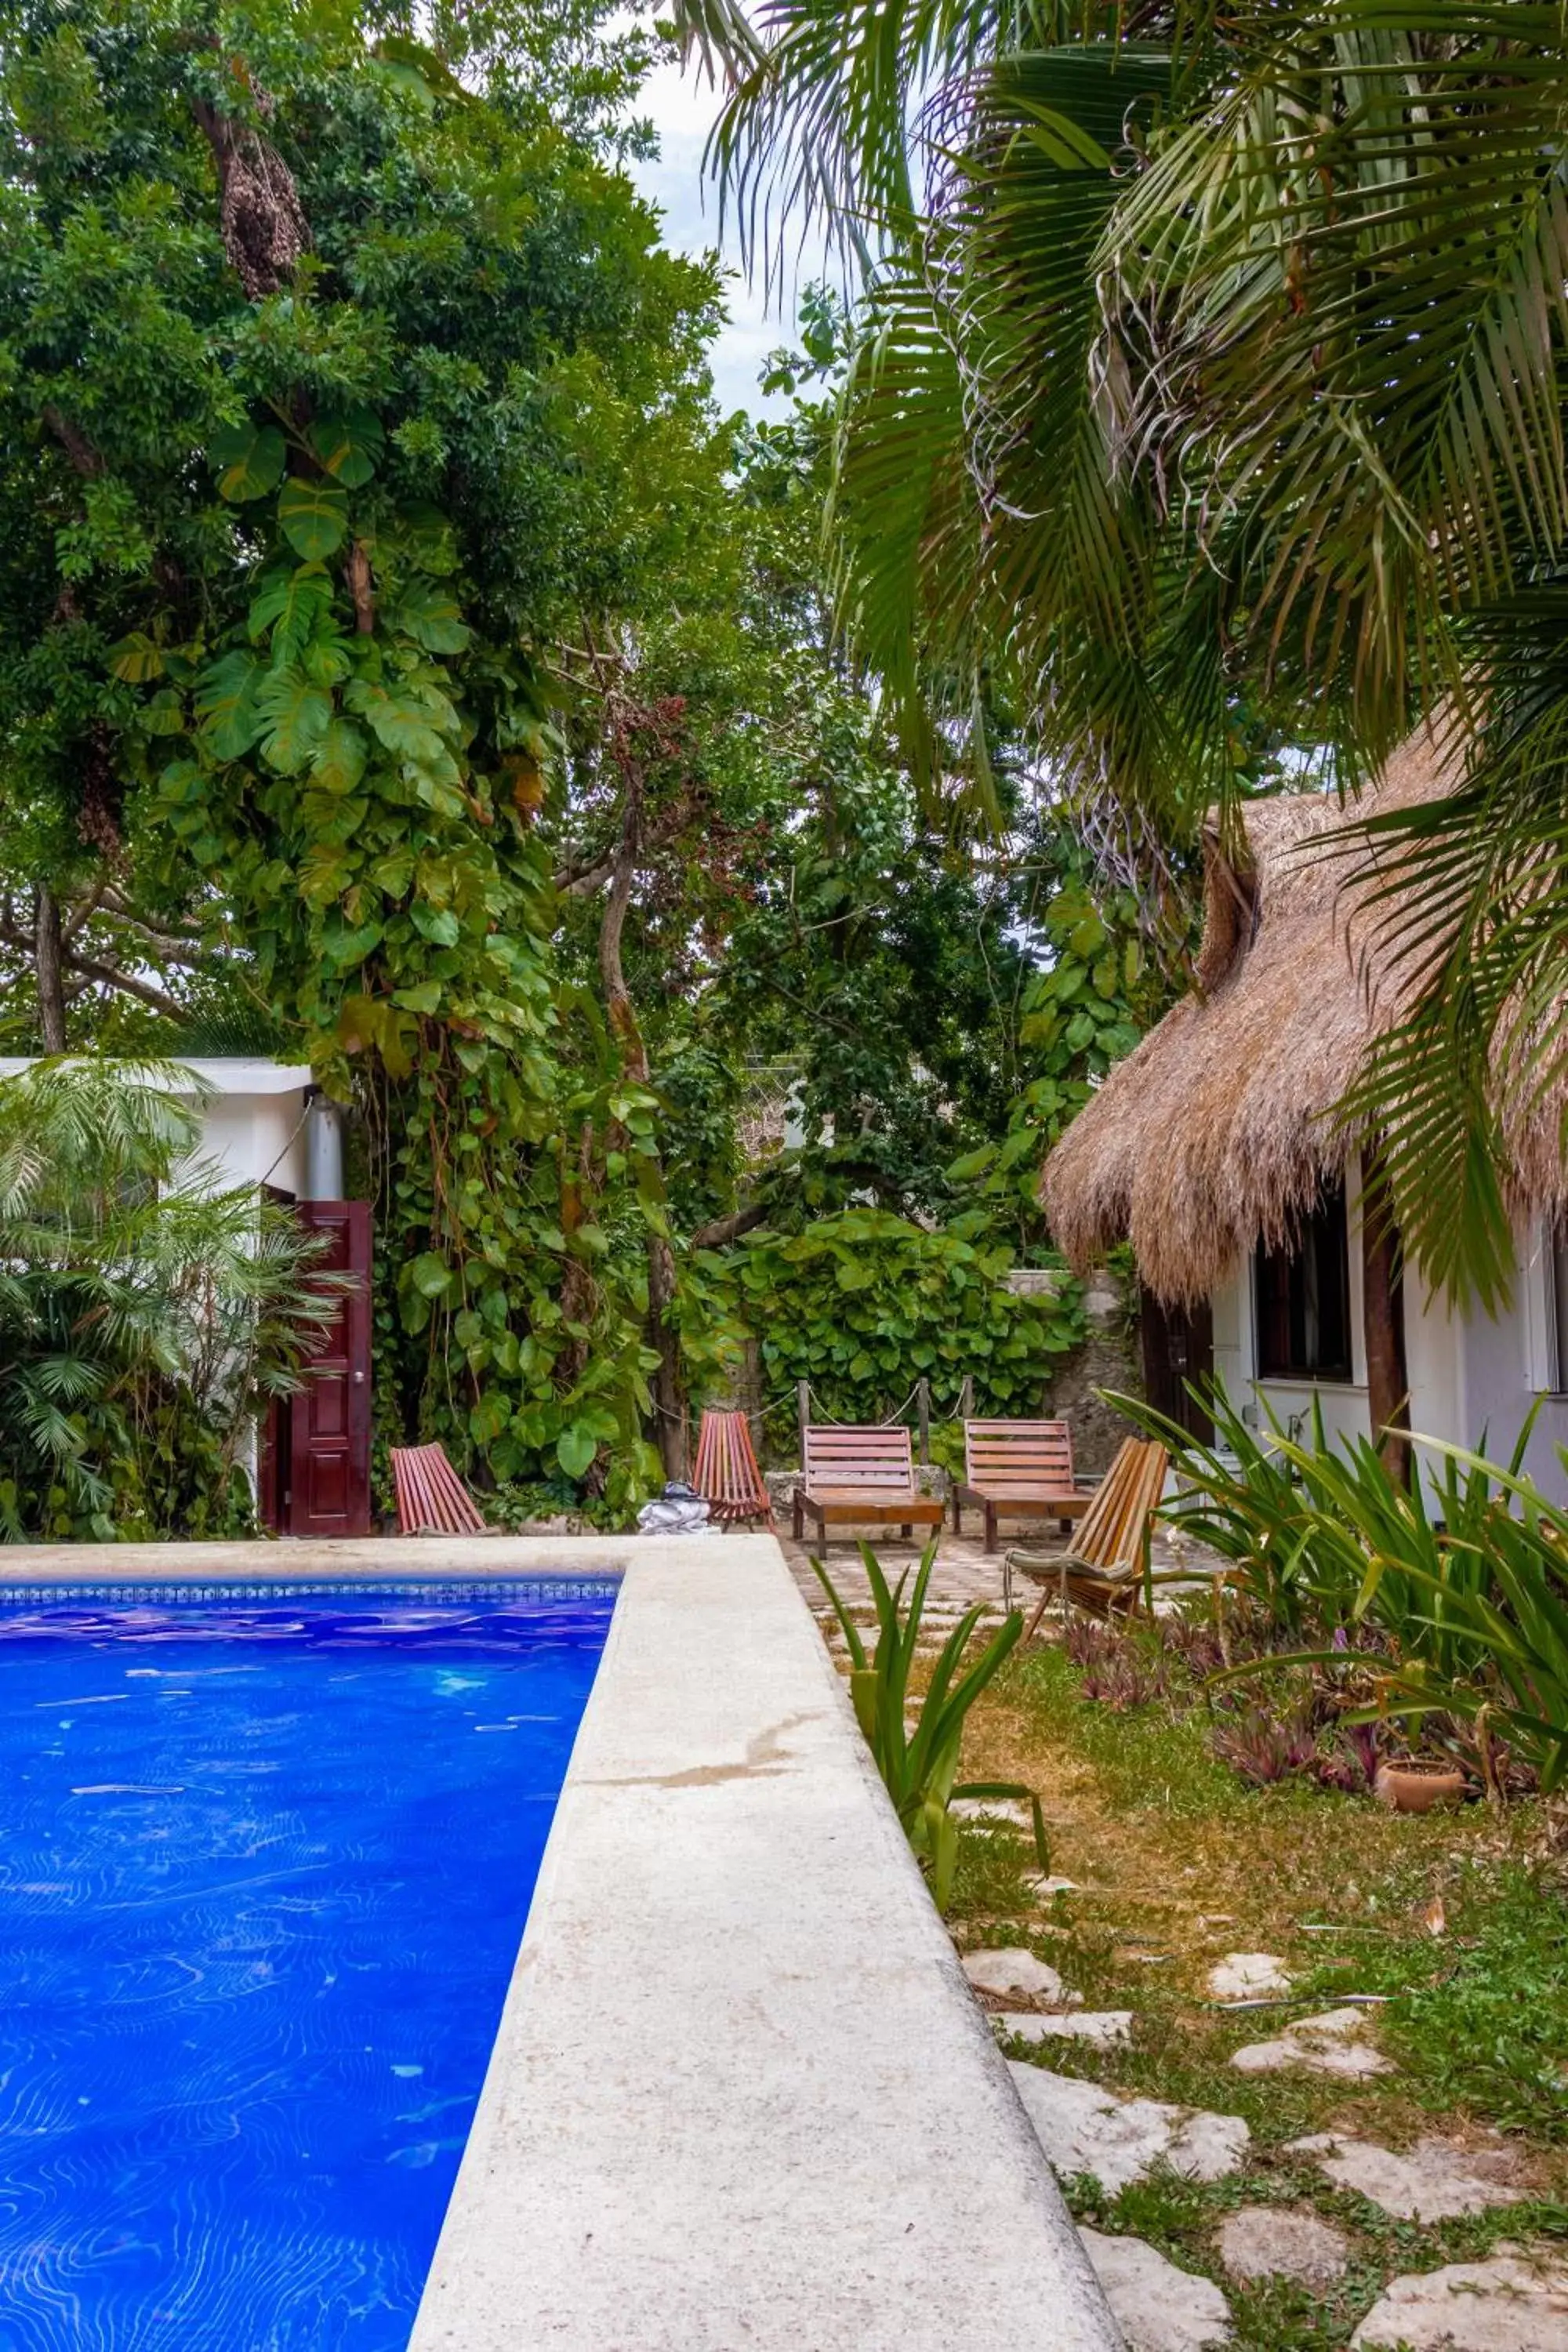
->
[390,1443,490,1537]
[952,1418,1091,1552]
[693,1408,775,1529]
[1004,1438,1169,1632]
[791,1425,944,1549]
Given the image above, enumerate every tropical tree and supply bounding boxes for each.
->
[685,0,1568,1302]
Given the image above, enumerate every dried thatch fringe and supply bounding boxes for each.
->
[1041,724,1487,1304]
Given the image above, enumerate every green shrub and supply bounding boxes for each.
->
[1122,1377,1568,1790]
[732,1207,1083,1446]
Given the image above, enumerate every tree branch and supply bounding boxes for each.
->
[554,789,699,897]
[688,1203,771,1250]
[56,953,186,1021]
[42,405,103,479]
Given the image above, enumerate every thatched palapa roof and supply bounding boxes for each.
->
[1040,724,1565,1305]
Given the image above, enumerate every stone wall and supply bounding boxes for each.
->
[1006,1268,1142,1475]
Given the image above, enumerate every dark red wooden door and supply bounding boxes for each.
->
[288,1201,372,1537]
[1139,1290,1214,1445]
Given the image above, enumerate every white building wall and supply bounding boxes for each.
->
[172,1062,312,1198]
[1204,1155,1568,1504]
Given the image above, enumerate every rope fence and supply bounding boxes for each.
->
[786,1374,978,1463]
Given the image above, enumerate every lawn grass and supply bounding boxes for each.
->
[936,1628,1568,2345]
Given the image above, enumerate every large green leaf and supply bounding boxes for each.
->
[254,665,332,774]
[310,717,369,795]
[211,420,286,503]
[107,631,165,683]
[390,579,472,655]
[556,1422,600,1478]
[307,408,386,490]
[344,677,455,765]
[278,477,349,561]
[248,564,335,661]
[195,651,264,759]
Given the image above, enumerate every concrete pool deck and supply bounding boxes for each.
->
[1,1532,1121,2350]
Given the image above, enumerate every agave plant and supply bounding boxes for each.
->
[812,1538,1049,1913]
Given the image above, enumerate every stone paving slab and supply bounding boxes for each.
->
[1286,2132,1526,2223]
[1231,2005,1394,2079]
[1009,2064,1250,2195]
[1218,2205,1349,2289]
[1350,2250,1568,2349]
[964,1947,1076,2006]
[1080,2228,1233,2350]
[995,2011,1133,2049]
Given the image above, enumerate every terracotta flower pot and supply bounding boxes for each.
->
[1374,1758,1466,1813]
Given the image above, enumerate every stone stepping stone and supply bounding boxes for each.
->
[951,1797,1037,1828]
[1219,2205,1348,2290]
[1286,2132,1525,2222]
[1207,1951,1290,1999]
[963,1947,1076,2006]
[1080,2228,1232,2350]
[993,2010,1132,2049]
[1350,2250,1568,2349]
[1009,2063,1249,2195]
[1231,2005,1394,2078]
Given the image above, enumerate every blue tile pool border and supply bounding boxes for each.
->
[0,1577,622,1607]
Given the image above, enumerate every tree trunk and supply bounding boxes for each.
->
[34,885,67,1051]
[1359,1142,1410,1489]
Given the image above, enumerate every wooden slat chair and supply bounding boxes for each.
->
[952,1418,1091,1553]
[391,1443,490,1537]
[693,1408,775,1530]
[1005,1438,1170,1632]
[791,1425,944,1549]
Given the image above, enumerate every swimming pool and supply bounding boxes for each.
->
[0,1577,615,2351]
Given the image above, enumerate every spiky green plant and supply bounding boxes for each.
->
[811,1537,1049,1911]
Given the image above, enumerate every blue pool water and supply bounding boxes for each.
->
[0,1578,615,2351]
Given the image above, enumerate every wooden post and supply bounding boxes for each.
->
[960,1374,974,1420]
[1359,1142,1411,1490]
[797,1378,810,1467]
[916,1377,931,1464]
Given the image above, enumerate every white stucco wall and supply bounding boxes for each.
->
[1207,1153,1568,1503]
[177,1064,311,1197]
[0,1057,312,1199]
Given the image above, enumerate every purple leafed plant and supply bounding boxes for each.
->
[1210,1700,1318,1787]
[1316,1719,1381,1794]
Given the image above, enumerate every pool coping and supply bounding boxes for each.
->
[0,1534,1121,2350]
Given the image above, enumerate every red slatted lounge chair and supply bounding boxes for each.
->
[693,1408,776,1530]
[952,1418,1093,1552]
[390,1443,490,1537]
[791,1425,944,1549]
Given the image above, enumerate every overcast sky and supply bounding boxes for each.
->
[626,51,826,419]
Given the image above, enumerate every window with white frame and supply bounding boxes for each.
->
[1549,1221,1568,1396]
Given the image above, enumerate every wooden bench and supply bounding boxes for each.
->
[390,1443,489,1537]
[952,1418,1092,1552]
[1006,1437,1170,1631]
[693,1408,775,1529]
[791,1425,944,1548]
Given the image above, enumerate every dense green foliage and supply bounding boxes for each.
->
[0,1061,339,1538]
[731,1208,1084,1445]
[1125,1381,1568,1791]
[0,1,1171,1523]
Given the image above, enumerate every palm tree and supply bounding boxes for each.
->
[0,1059,343,1537]
[685,0,1568,1300]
